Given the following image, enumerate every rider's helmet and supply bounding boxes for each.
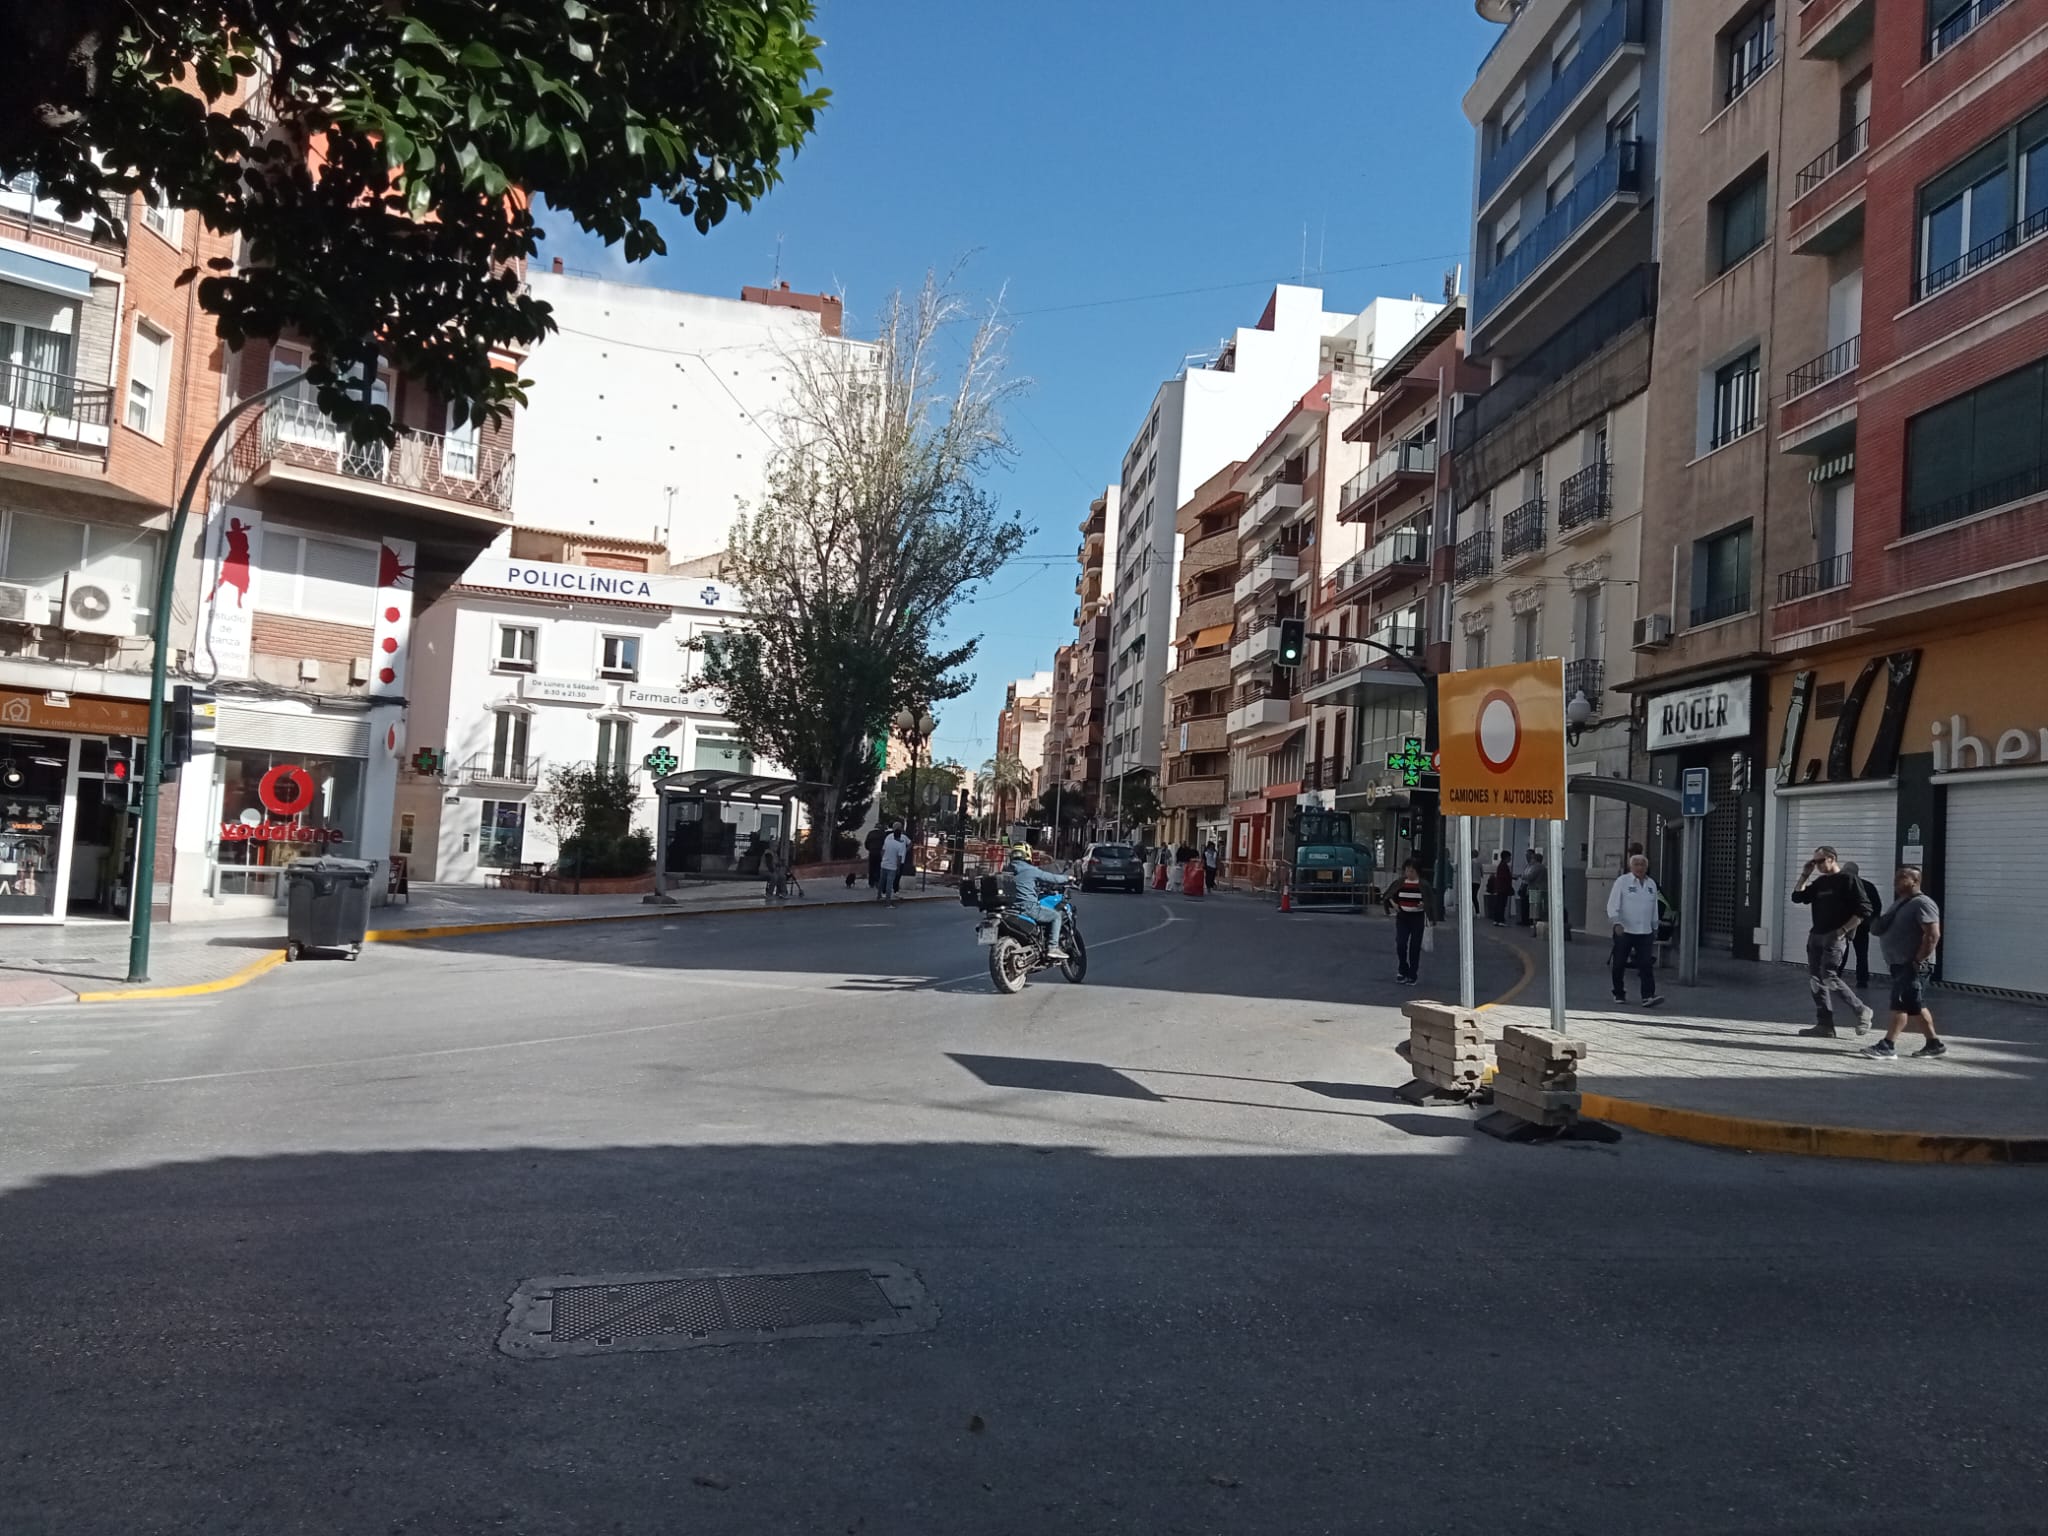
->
[1011,842,1036,863]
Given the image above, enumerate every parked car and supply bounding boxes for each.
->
[1078,842,1143,893]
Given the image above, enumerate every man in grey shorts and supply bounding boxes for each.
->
[1861,866,1947,1060]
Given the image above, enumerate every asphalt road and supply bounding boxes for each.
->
[3,891,2045,1535]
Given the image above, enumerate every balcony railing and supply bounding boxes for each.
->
[1564,657,1604,710]
[1475,138,1644,326]
[1367,622,1422,661]
[1501,497,1546,560]
[1477,1,1644,207]
[1689,590,1751,627]
[1930,0,2011,58]
[1794,117,1869,198]
[1906,458,2048,535]
[1455,530,1495,584]
[463,754,542,786]
[0,362,114,455]
[256,395,516,515]
[1919,204,2048,301]
[1557,462,1611,531]
[0,176,129,248]
[1454,264,1656,453]
[1339,440,1438,515]
[1785,335,1859,397]
[1776,553,1852,602]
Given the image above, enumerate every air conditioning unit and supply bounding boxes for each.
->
[0,582,53,627]
[60,572,136,637]
[1632,613,1673,650]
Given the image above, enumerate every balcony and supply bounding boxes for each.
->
[1240,477,1305,534]
[1476,0,1645,211]
[1230,623,1281,671]
[1236,547,1300,600]
[1337,440,1438,524]
[1563,657,1604,713]
[1227,694,1293,736]
[1557,462,1611,537]
[1174,590,1234,639]
[1163,774,1229,810]
[1172,716,1229,755]
[1331,524,1430,603]
[1776,553,1852,603]
[463,754,542,787]
[1181,526,1238,580]
[1168,653,1232,699]
[1778,335,1859,454]
[1501,496,1546,562]
[1918,205,2048,304]
[1473,138,1645,332]
[245,396,515,526]
[1788,119,1868,255]
[1930,0,2010,59]
[1454,531,1496,586]
[1799,0,1873,57]
[0,363,113,458]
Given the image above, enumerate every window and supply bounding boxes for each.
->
[1712,165,1770,272]
[1723,6,1776,103]
[0,309,76,414]
[693,730,754,772]
[496,625,537,672]
[140,189,183,246]
[125,321,171,436]
[398,812,416,856]
[1916,105,2048,298]
[0,510,159,632]
[1819,478,1855,572]
[1905,357,2048,532]
[478,802,526,869]
[1931,0,2011,57]
[1608,97,1641,151]
[1511,609,1541,663]
[598,634,640,680]
[1571,585,1605,658]
[1690,522,1753,625]
[253,527,379,624]
[1583,416,1610,466]
[491,711,531,778]
[215,748,364,894]
[1464,629,1490,670]
[1710,349,1762,449]
[595,718,634,775]
[1492,210,1520,264]
[444,401,479,480]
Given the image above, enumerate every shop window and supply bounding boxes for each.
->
[599,633,640,681]
[478,801,526,868]
[0,510,158,634]
[0,732,68,919]
[495,625,537,672]
[693,731,754,773]
[254,526,379,625]
[214,747,364,896]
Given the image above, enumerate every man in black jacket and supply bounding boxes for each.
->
[1843,860,1885,989]
[1790,845,1876,1038]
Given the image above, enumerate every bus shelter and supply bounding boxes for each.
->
[652,768,820,888]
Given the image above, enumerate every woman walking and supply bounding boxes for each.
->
[1487,851,1516,927]
[1385,859,1432,985]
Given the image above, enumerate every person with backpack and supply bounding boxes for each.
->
[1843,860,1885,990]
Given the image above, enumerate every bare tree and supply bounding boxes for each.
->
[705,273,1029,848]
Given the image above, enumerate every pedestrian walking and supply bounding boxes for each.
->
[1605,853,1666,1007]
[865,824,885,893]
[1790,844,1876,1038]
[763,838,790,902]
[879,822,910,905]
[1861,866,1947,1060]
[1202,839,1219,885]
[1487,852,1515,927]
[1517,849,1543,926]
[1384,859,1431,985]
[1844,860,1884,989]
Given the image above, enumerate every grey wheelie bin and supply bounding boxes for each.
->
[283,856,377,960]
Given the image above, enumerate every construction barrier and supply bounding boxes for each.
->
[1491,1025,1586,1129]
[1183,859,1206,898]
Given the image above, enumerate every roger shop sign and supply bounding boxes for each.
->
[1645,679,1752,751]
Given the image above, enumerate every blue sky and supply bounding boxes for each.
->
[542,0,1497,772]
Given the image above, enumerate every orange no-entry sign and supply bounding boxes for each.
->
[1437,659,1567,820]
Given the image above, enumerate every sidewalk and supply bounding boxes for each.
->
[1476,924,2048,1157]
[0,875,947,1005]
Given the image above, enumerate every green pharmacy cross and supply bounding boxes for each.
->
[643,745,680,778]
[1386,737,1432,788]
[409,747,443,776]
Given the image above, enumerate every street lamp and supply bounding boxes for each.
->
[892,705,936,855]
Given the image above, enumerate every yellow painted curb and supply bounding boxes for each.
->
[1477,932,1538,1010]
[76,948,287,1002]
[1577,1091,2048,1166]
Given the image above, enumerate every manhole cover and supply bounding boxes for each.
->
[498,1261,935,1359]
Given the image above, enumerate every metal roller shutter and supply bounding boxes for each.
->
[1777,789,1895,967]
[1942,777,2048,995]
[214,704,372,759]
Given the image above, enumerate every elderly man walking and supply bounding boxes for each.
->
[1605,853,1666,1008]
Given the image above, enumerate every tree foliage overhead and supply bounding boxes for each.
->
[879,760,963,825]
[0,0,826,428]
[704,273,1030,848]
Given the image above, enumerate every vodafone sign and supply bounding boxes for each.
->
[1437,660,1567,820]
[219,763,346,845]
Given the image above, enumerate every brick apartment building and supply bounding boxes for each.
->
[1626,0,2048,994]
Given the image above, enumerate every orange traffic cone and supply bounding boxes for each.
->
[1279,882,1292,913]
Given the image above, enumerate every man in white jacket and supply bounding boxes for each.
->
[1605,853,1666,1008]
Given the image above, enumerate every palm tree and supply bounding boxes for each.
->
[983,753,1031,832]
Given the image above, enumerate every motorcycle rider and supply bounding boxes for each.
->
[1009,842,1072,960]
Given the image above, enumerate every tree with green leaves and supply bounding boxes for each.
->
[704,274,1029,849]
[1107,770,1162,842]
[0,0,826,430]
[879,760,963,827]
[982,753,1031,825]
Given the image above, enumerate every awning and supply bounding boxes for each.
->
[0,245,92,299]
[653,767,826,804]
[1810,450,1855,484]
[1189,623,1233,650]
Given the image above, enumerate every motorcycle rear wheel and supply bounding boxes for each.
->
[989,935,1031,994]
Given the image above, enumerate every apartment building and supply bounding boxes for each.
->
[1161,464,1242,851]
[1038,640,1077,850]
[0,176,234,926]
[1720,0,2048,995]
[1455,0,1664,919]
[1063,487,1117,833]
[1310,301,1487,882]
[994,670,1054,828]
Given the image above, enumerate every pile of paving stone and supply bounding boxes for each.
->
[1400,1001,1489,1097]
[1491,1024,1585,1128]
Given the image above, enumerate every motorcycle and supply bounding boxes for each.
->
[960,871,1088,994]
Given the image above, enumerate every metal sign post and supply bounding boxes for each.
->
[1678,767,1709,986]
[1546,816,1568,1033]
[1456,812,1475,1010]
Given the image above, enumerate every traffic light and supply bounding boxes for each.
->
[103,735,134,806]
[1277,616,1306,667]
[167,684,212,778]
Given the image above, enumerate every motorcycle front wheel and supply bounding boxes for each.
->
[989,934,1031,994]
[1059,921,1088,983]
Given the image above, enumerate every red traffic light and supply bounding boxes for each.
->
[108,758,130,781]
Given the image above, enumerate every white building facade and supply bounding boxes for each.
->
[395,552,780,883]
